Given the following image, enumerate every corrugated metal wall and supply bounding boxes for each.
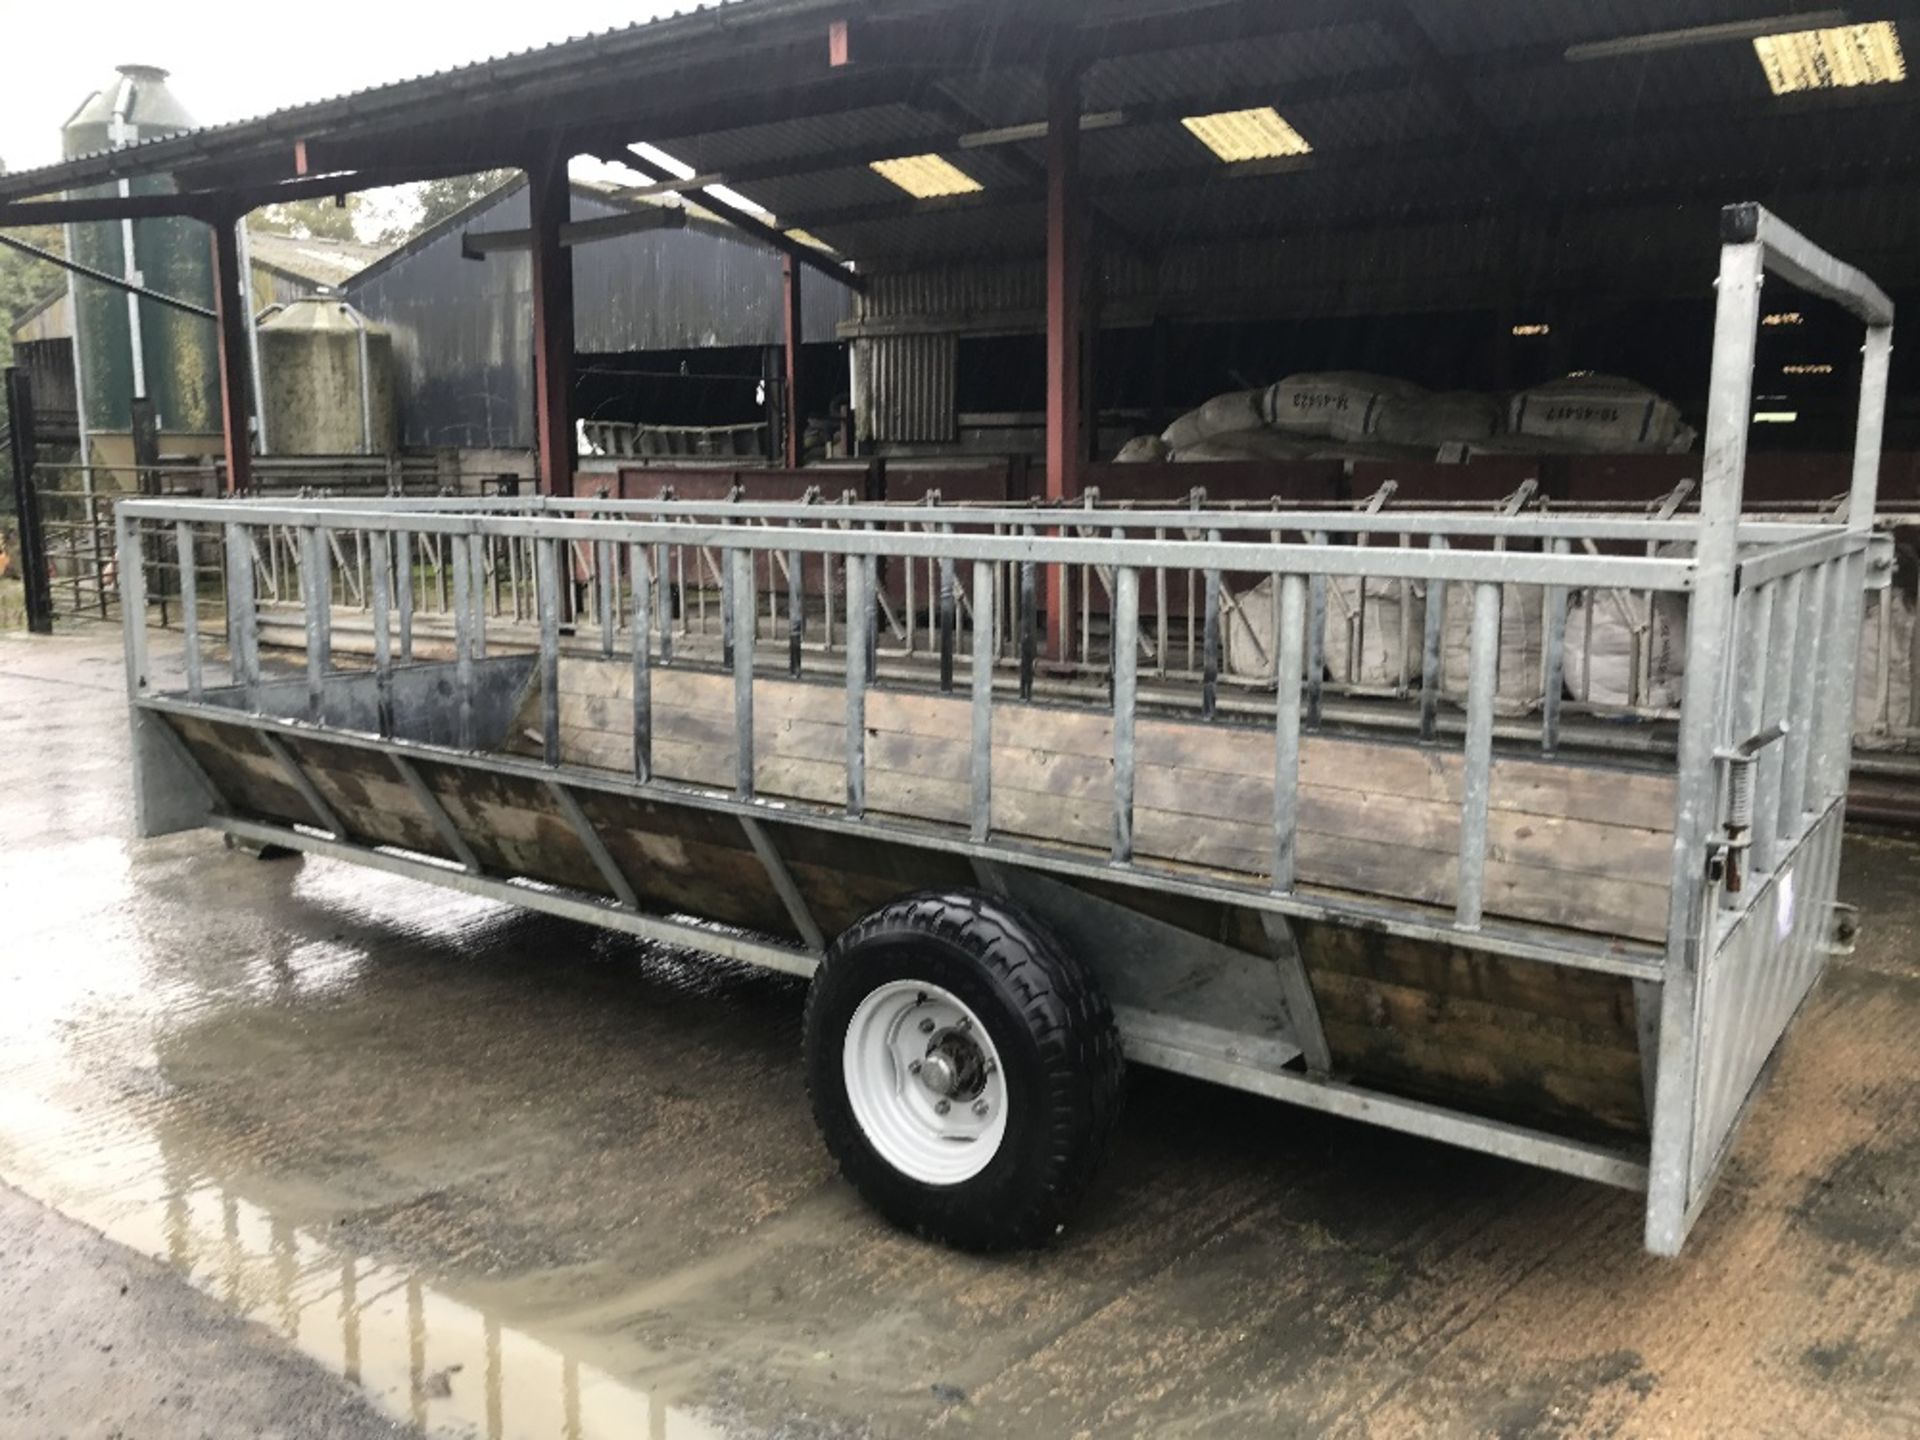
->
[861,332,956,443]
[347,185,852,449]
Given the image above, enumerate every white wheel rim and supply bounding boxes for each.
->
[842,980,1009,1186]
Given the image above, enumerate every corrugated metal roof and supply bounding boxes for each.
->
[0,0,849,201]
[245,231,391,287]
[3,0,1916,281]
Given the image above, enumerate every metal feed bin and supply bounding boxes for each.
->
[257,296,397,456]
[61,65,219,449]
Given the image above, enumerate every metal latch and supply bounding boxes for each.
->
[1713,721,1789,892]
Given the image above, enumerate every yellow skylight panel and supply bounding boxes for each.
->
[1180,106,1313,163]
[1753,21,1904,95]
[869,154,983,199]
[784,228,837,253]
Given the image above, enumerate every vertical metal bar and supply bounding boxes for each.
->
[1019,553,1038,701]
[300,526,329,721]
[1754,573,1797,874]
[630,542,653,782]
[370,526,394,741]
[905,523,917,655]
[1806,558,1849,811]
[1778,560,1823,839]
[732,548,756,799]
[1456,580,1501,930]
[845,547,869,817]
[1111,565,1138,863]
[174,521,202,700]
[1419,537,1448,741]
[1306,530,1328,730]
[1721,581,1771,911]
[598,538,616,659]
[1272,571,1306,892]
[938,542,957,693]
[1646,231,1763,1258]
[466,533,486,657]
[536,537,561,768]
[396,528,414,663]
[1542,537,1569,754]
[117,509,148,698]
[970,559,995,842]
[1154,530,1169,679]
[224,522,259,699]
[720,526,735,668]
[657,540,674,665]
[451,533,475,749]
[788,544,805,678]
[864,551,879,680]
[1201,556,1222,721]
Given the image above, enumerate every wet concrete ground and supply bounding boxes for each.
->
[1,627,1917,1439]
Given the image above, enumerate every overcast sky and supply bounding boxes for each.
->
[0,1,700,174]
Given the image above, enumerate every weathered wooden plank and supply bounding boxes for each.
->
[507,655,1678,940]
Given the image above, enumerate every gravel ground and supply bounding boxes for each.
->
[0,1179,409,1440]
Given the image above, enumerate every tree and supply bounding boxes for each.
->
[0,225,65,374]
[249,196,368,244]
[403,170,518,239]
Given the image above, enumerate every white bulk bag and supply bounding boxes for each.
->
[1507,374,1695,454]
[1114,434,1171,464]
[1373,390,1503,450]
[1160,389,1267,452]
[1224,574,1426,688]
[1856,586,1916,735]
[1440,582,1546,709]
[1173,430,1318,463]
[1261,372,1425,443]
[1562,589,1689,710]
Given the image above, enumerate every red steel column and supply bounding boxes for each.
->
[782,254,804,470]
[528,152,577,496]
[209,211,254,495]
[1044,55,1084,658]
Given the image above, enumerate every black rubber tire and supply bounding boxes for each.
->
[804,889,1124,1251]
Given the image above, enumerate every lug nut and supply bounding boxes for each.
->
[935,1099,950,1115]
[908,1060,922,1075]
[972,1099,989,1117]
[919,1017,936,1034]
[984,1059,997,1074]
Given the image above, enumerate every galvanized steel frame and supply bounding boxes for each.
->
[1642,204,1892,1257]
[111,206,1889,1254]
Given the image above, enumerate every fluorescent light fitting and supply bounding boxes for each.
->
[1180,106,1313,163]
[1565,10,1846,61]
[1762,310,1805,326]
[1511,322,1551,337]
[1782,362,1836,375]
[1753,21,1906,94]
[869,154,983,198]
[1753,410,1800,423]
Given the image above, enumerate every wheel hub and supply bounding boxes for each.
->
[842,980,1010,1186]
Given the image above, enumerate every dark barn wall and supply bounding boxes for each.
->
[346,184,850,450]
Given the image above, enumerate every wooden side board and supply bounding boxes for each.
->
[162,709,1650,1142]
[513,658,1677,943]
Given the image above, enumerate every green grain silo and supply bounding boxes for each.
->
[62,65,220,470]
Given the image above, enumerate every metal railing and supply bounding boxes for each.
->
[119,491,1859,946]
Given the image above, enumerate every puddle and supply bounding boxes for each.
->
[0,1099,722,1439]
[0,817,729,1439]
